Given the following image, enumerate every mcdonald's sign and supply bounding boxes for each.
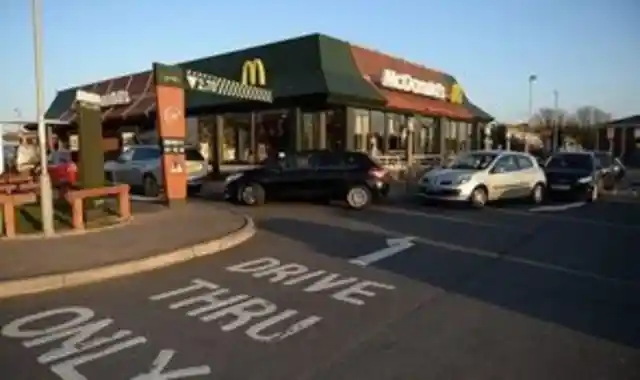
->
[449,83,464,104]
[241,58,267,86]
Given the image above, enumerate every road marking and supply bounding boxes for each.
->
[529,201,586,212]
[225,258,395,306]
[487,206,640,230]
[149,278,322,343]
[1,306,211,380]
[371,205,528,231]
[392,234,640,287]
[350,237,416,266]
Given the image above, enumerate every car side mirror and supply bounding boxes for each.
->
[491,166,506,174]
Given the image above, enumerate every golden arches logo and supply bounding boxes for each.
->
[241,58,266,86]
[450,83,464,104]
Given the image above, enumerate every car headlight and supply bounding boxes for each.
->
[225,172,243,184]
[577,176,593,184]
[456,175,472,185]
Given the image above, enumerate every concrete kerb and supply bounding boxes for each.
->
[0,215,256,300]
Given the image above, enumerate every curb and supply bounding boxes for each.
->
[0,215,256,300]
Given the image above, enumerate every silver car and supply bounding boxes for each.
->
[417,150,547,208]
[104,145,210,197]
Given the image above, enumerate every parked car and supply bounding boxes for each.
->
[104,145,210,197]
[416,150,547,208]
[47,150,77,187]
[544,151,611,201]
[223,150,391,210]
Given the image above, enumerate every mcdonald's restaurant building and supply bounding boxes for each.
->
[45,33,494,166]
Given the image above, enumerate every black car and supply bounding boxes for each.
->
[544,151,612,201]
[223,150,392,210]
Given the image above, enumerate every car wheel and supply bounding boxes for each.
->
[238,183,265,206]
[346,185,372,210]
[187,184,202,197]
[143,174,160,198]
[531,183,545,204]
[469,186,488,209]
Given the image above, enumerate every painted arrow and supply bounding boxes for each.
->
[349,237,417,267]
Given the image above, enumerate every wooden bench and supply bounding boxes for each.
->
[0,173,39,195]
[64,184,131,230]
[0,193,38,238]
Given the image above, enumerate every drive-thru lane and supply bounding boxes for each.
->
[0,200,638,380]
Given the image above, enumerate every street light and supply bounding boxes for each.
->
[552,89,559,151]
[526,74,537,152]
[32,0,55,236]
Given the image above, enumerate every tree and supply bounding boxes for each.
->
[574,106,611,127]
[530,107,569,129]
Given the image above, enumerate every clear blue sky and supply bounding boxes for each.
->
[1,0,638,123]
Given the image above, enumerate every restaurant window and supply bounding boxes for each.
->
[301,113,318,150]
[327,108,346,151]
[443,119,458,154]
[457,122,470,152]
[223,113,252,163]
[387,113,406,151]
[256,110,289,159]
[352,108,370,151]
[414,116,436,155]
[370,110,385,155]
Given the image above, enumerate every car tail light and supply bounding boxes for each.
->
[368,167,387,179]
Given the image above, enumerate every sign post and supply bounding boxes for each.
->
[152,62,274,207]
[0,123,4,175]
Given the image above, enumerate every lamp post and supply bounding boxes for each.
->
[552,90,559,151]
[32,0,55,236]
[525,74,537,152]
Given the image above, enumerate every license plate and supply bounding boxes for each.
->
[551,184,570,190]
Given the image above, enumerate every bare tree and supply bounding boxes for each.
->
[574,106,611,127]
[530,107,569,129]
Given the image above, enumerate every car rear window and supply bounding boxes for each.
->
[594,152,612,167]
[546,153,594,171]
[185,148,205,161]
[344,152,379,169]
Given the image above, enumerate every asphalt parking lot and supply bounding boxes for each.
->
[0,198,638,379]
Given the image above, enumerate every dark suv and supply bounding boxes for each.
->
[223,150,391,210]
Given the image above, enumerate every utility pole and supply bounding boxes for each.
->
[552,90,559,151]
[32,0,55,236]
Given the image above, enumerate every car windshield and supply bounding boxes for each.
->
[546,153,593,171]
[185,148,204,161]
[449,152,498,170]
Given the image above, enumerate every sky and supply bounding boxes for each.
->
[1,0,638,126]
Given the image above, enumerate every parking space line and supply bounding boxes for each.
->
[364,229,640,288]
[487,207,640,230]
[415,235,640,287]
[370,205,530,231]
[529,202,586,212]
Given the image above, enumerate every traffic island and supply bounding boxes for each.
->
[0,202,255,299]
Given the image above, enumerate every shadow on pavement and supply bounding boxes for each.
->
[257,217,388,261]
[337,209,640,349]
[259,212,640,349]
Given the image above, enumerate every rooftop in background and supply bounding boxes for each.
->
[608,115,640,127]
